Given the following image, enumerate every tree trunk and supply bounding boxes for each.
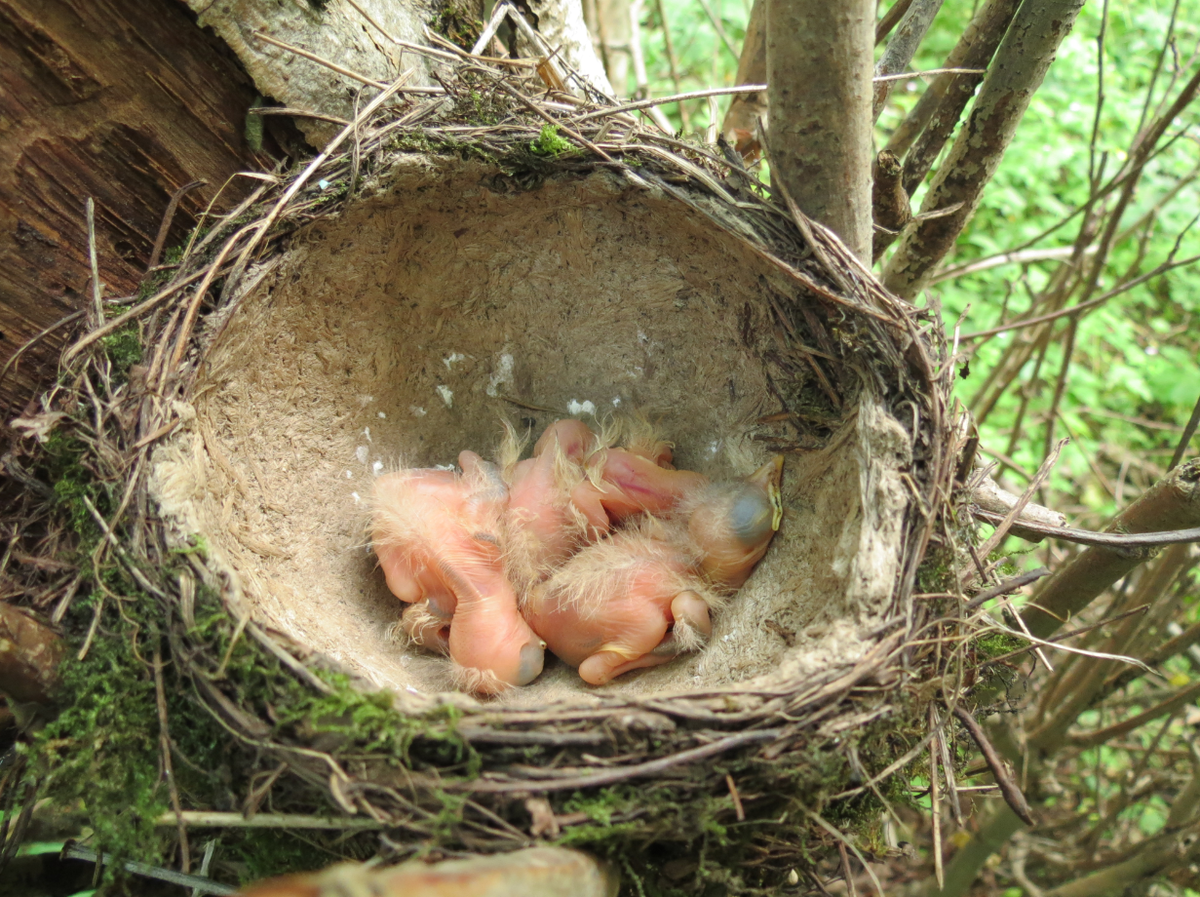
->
[0,0,266,418]
[766,0,873,262]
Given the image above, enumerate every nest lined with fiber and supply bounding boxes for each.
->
[8,48,981,893]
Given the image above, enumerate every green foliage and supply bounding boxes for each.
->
[883,3,1200,521]
[529,124,576,157]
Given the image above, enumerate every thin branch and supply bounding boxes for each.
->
[972,510,1200,550]
[964,567,1051,612]
[953,706,1034,825]
[153,641,190,873]
[1068,679,1200,749]
[1169,390,1200,471]
[875,0,916,46]
[873,0,945,120]
[455,729,781,793]
[61,844,234,896]
[962,251,1200,340]
[85,198,103,326]
[574,83,767,122]
[883,0,1087,299]
[157,811,384,830]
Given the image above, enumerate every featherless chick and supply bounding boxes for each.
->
[371,450,545,694]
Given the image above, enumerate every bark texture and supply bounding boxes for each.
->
[0,0,263,418]
[185,0,436,147]
[526,0,614,96]
[886,0,1020,193]
[766,0,873,262]
[872,0,944,120]
[882,0,1085,299]
[1023,459,1200,641]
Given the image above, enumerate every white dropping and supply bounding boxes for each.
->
[351,491,361,503]
[486,352,515,397]
[612,396,622,407]
[372,460,384,477]
[358,395,374,407]
[436,385,454,408]
[567,399,596,416]
[378,411,386,419]
[433,463,456,472]
[344,470,353,479]
[410,405,427,417]
[443,352,466,370]
[355,446,369,465]
[709,440,721,456]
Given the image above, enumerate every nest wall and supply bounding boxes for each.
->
[151,159,913,707]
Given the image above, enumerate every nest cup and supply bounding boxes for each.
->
[81,62,962,880]
[152,156,917,706]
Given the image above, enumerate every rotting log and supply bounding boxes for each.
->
[0,0,266,418]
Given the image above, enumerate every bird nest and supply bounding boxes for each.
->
[9,56,979,893]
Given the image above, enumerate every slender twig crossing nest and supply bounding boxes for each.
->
[8,48,988,892]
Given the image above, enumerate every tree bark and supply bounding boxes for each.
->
[721,0,766,150]
[872,0,944,121]
[889,0,1020,194]
[184,0,435,148]
[766,0,873,262]
[0,0,265,418]
[1023,459,1200,641]
[882,0,1085,299]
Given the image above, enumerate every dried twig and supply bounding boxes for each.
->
[952,706,1035,825]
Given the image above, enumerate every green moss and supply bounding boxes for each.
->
[27,602,169,875]
[100,325,142,384]
[530,124,576,157]
[39,432,107,544]
[434,0,483,50]
[975,631,1025,659]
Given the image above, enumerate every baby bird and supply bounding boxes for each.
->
[594,447,709,521]
[685,456,784,589]
[502,420,612,590]
[522,517,721,686]
[371,451,545,694]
